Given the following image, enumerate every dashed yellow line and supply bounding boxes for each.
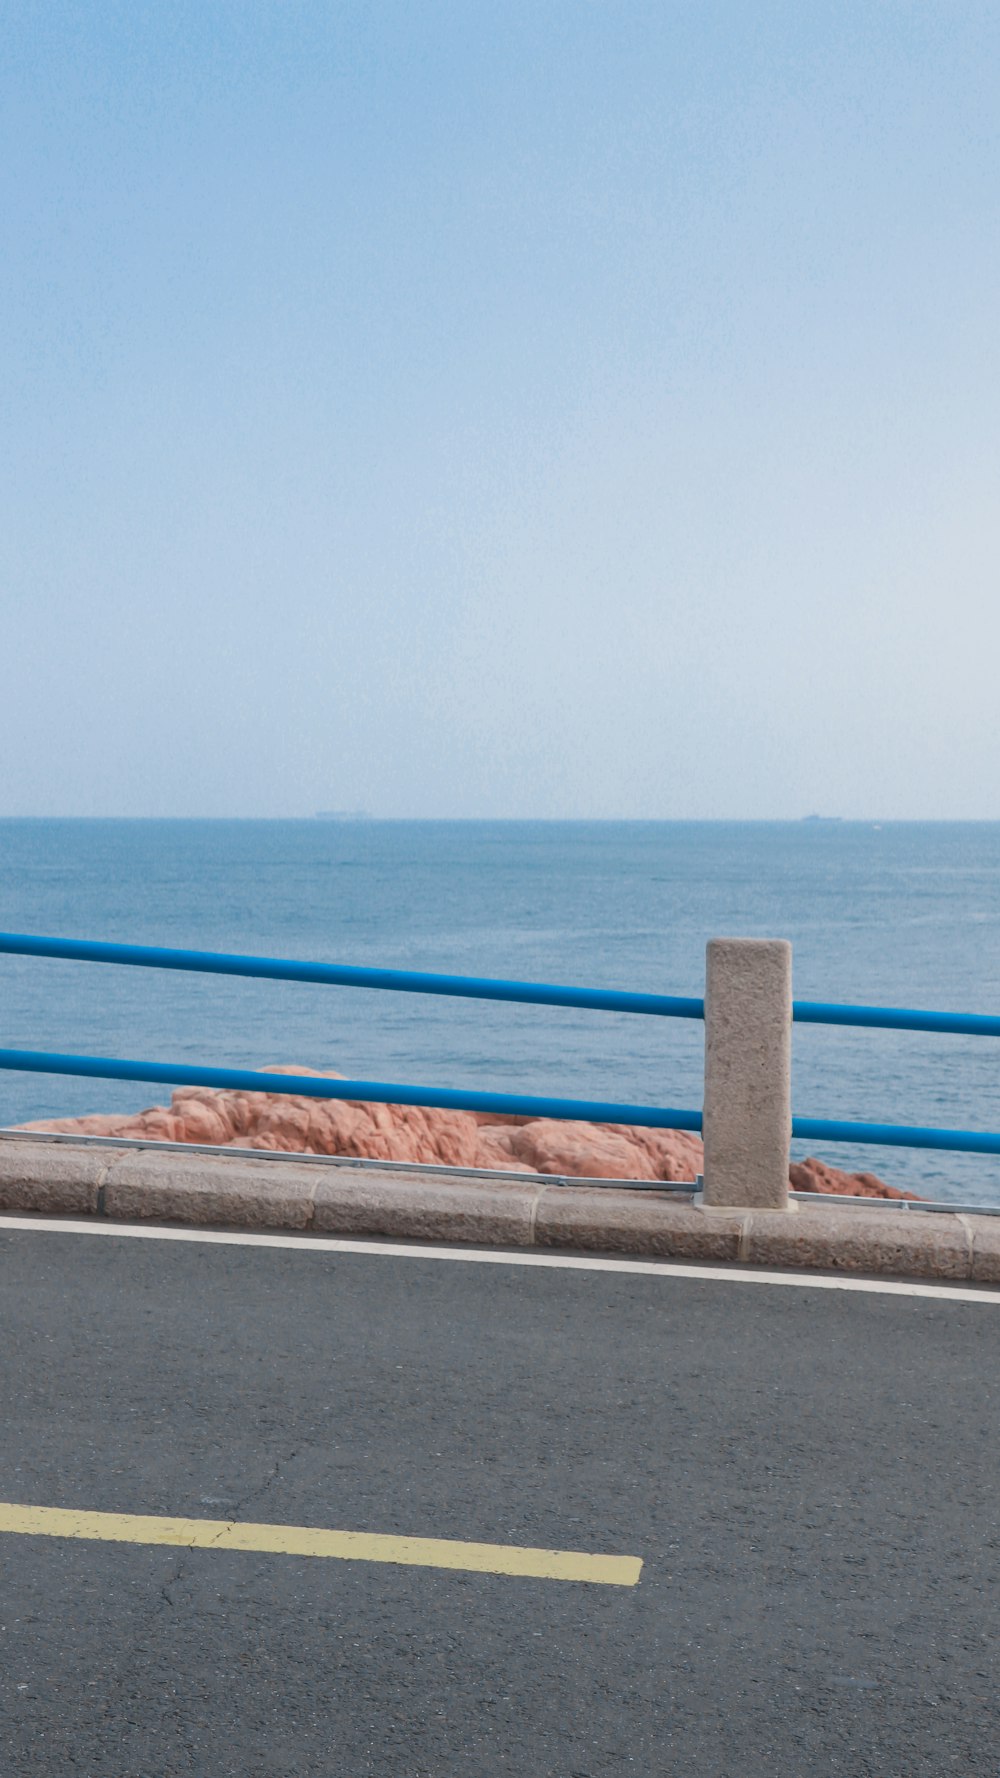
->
[0,1502,641,1587]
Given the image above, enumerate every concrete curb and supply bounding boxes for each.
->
[1,1137,999,1284]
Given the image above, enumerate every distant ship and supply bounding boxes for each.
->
[800,814,843,824]
[313,809,372,820]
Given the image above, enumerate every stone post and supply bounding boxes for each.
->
[702,938,792,1210]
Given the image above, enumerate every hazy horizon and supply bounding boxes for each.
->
[4,814,1000,826]
[4,3,999,821]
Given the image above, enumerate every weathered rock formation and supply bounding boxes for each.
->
[18,1066,917,1199]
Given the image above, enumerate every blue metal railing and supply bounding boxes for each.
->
[793,999,1000,1038]
[0,933,704,1021]
[0,1046,702,1132]
[1,931,999,1157]
[791,1115,1000,1157]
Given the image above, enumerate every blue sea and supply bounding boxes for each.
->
[1,820,999,1205]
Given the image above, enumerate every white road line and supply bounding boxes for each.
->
[1,1213,998,1304]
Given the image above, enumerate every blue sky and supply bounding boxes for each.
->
[3,1,998,816]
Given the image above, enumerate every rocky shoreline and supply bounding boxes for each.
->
[18,1066,919,1200]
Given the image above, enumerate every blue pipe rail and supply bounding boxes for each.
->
[2,1048,1000,1157]
[0,933,704,1021]
[792,1116,1000,1158]
[793,1000,1000,1038]
[4,932,1000,1037]
[0,1048,703,1132]
[3,931,1000,1158]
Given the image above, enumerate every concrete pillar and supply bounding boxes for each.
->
[702,938,792,1209]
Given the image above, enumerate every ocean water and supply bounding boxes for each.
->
[1,819,999,1206]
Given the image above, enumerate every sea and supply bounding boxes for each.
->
[1,819,999,1206]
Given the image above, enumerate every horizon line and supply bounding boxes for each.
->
[2,815,1000,826]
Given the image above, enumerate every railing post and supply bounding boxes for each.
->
[702,938,792,1210]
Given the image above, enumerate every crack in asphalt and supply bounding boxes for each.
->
[34,1443,309,1776]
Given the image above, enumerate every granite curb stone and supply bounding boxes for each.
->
[0,1138,998,1287]
[745,1204,970,1280]
[534,1186,745,1261]
[102,1150,318,1229]
[0,1141,120,1215]
[313,1172,540,1245]
[965,1216,1000,1284]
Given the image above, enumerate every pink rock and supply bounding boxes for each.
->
[789,1156,920,1201]
[19,1064,912,1197]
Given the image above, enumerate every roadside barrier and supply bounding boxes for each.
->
[1,931,998,1210]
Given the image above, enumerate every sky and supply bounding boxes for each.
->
[2,1,998,819]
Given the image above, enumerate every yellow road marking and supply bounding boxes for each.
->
[0,1502,641,1587]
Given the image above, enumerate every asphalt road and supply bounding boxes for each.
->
[1,1224,998,1777]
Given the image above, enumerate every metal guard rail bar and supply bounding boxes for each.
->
[3,932,1000,1036]
[2,1048,1000,1158]
[0,933,703,1021]
[0,1048,701,1132]
[2,933,1000,1157]
[792,1001,1000,1037]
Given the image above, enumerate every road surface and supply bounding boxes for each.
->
[1,1219,998,1775]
